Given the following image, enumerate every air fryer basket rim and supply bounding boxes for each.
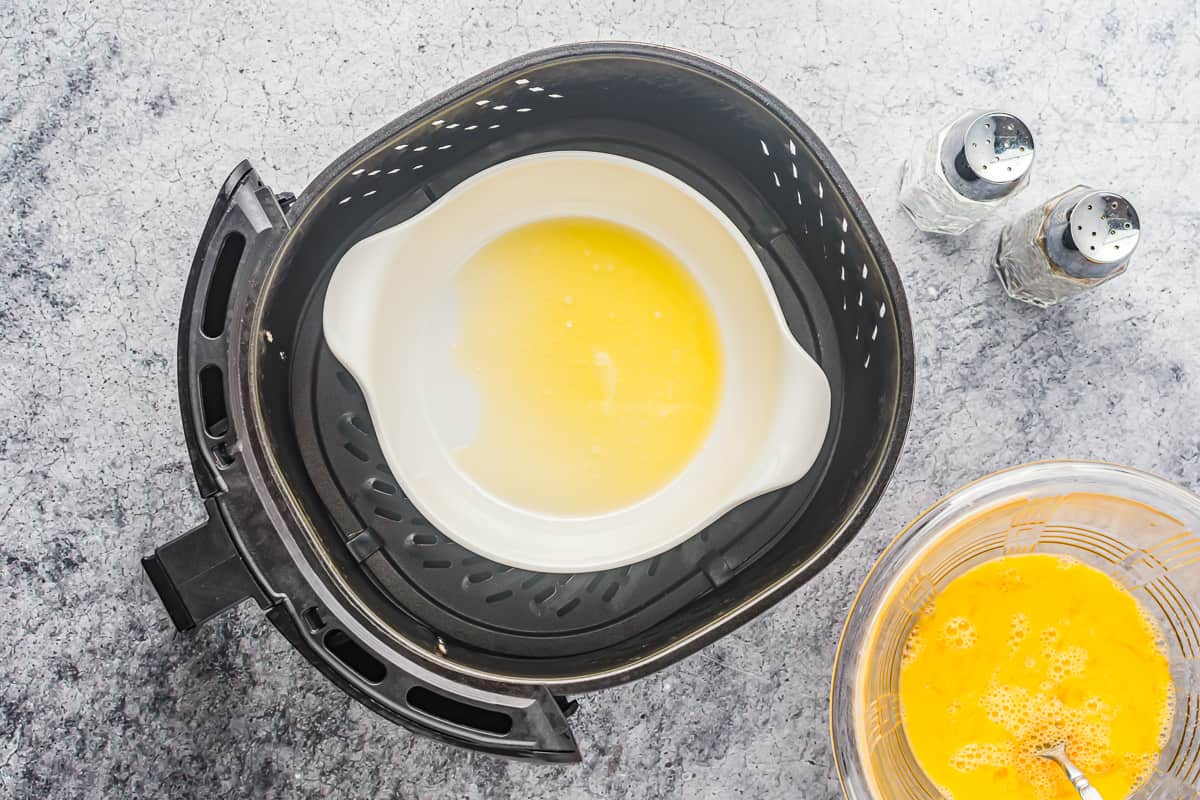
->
[234,42,913,691]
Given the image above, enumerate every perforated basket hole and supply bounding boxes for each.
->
[405,687,513,735]
[324,629,386,683]
[368,477,397,495]
[201,232,245,338]
[374,505,403,522]
[342,412,370,436]
[302,606,327,633]
[198,365,228,438]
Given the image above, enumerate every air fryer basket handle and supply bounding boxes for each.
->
[176,159,290,498]
[268,606,582,762]
[142,498,268,631]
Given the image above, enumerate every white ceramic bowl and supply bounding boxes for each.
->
[323,151,830,572]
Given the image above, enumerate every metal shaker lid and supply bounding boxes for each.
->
[1044,188,1141,280]
[1065,191,1140,264]
[940,111,1035,201]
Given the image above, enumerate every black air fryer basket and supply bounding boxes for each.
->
[143,42,913,761]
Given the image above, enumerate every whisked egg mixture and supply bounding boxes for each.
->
[899,553,1174,800]
[453,216,723,515]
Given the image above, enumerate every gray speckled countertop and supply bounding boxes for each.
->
[3,2,1200,798]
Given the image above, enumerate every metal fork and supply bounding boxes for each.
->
[1039,742,1103,800]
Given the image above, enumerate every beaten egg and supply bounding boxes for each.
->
[453,216,724,515]
[899,554,1173,800]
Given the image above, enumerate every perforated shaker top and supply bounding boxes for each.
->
[941,111,1035,202]
[1042,188,1141,281]
[1066,191,1140,264]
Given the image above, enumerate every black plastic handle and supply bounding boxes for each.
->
[142,498,267,631]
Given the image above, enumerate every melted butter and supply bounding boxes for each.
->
[454,217,723,515]
[900,553,1174,800]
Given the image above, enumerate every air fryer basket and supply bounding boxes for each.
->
[144,43,913,761]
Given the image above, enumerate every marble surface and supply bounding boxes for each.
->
[3,1,1200,797]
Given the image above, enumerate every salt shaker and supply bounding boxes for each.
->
[899,110,1035,235]
[993,186,1140,307]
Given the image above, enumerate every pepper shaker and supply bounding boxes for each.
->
[899,110,1035,235]
[993,186,1140,307]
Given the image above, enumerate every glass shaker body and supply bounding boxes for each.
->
[899,110,1035,235]
[993,185,1140,307]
